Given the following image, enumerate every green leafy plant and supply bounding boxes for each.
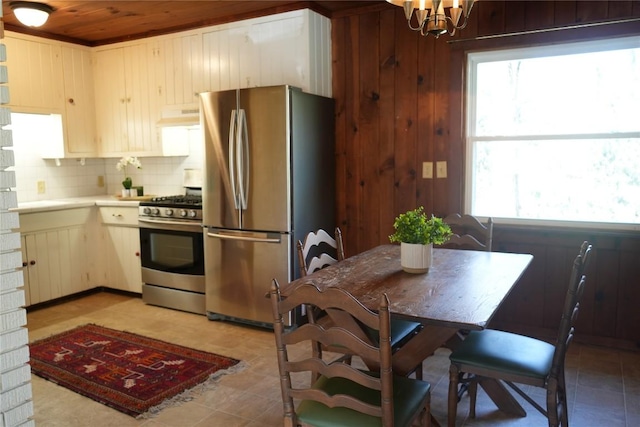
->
[389,207,452,245]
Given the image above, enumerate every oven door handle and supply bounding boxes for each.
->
[207,230,281,243]
[139,218,202,228]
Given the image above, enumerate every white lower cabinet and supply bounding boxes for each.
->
[98,206,142,293]
[19,209,92,306]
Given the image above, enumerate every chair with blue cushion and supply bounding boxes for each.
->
[270,279,432,427]
[297,227,424,379]
[447,241,592,427]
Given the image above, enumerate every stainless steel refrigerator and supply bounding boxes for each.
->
[200,85,335,327]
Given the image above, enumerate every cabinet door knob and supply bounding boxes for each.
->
[112,213,123,218]
[68,98,75,105]
[22,261,28,267]
[135,252,140,257]
[30,260,36,266]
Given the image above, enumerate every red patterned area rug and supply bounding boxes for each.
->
[29,323,242,418]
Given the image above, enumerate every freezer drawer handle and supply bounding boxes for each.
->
[207,231,281,243]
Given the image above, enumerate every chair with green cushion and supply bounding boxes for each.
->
[447,241,592,427]
[270,279,432,427]
[297,228,424,379]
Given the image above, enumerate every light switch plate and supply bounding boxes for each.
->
[422,162,433,179]
[436,161,447,178]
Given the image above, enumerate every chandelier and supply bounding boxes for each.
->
[386,0,476,38]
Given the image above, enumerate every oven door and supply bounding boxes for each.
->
[139,219,205,294]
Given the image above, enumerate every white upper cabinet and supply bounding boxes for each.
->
[153,33,204,108]
[41,45,98,158]
[201,10,331,97]
[94,43,162,157]
[59,46,98,157]
[4,34,64,113]
[6,9,331,158]
[6,33,98,158]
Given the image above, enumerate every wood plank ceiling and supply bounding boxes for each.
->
[2,0,388,46]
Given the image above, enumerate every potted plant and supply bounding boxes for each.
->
[116,156,142,197]
[389,206,452,273]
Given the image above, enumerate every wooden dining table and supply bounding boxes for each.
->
[281,244,534,421]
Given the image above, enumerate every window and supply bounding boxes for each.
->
[466,36,640,229]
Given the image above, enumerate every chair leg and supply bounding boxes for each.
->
[558,373,569,427]
[415,362,423,380]
[546,385,559,427]
[547,375,568,427]
[448,366,460,427]
[468,378,478,419]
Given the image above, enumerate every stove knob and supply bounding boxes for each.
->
[188,210,197,218]
[152,208,160,215]
[165,209,174,216]
[180,209,188,217]
[143,207,151,214]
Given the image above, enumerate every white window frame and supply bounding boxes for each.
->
[464,35,640,231]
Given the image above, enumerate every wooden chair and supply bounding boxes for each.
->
[270,279,432,427]
[440,213,493,252]
[447,241,592,427]
[297,228,424,379]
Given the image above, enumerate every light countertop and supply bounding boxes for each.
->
[11,195,141,214]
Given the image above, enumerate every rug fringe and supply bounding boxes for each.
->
[136,360,248,419]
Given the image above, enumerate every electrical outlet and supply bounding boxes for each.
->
[436,161,447,179]
[97,175,105,187]
[37,180,46,194]
[422,162,433,179]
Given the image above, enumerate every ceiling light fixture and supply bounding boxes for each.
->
[10,1,54,28]
[387,0,476,38]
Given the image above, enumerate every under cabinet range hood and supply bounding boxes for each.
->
[157,104,199,127]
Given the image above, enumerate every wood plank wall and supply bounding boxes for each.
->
[331,0,640,350]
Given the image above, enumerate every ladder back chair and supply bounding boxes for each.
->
[270,279,432,427]
[447,241,592,427]
[297,228,424,379]
[440,213,493,252]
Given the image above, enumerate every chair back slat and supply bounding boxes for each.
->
[440,213,493,252]
[306,253,339,275]
[289,388,384,418]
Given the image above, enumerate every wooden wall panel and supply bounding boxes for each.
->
[359,12,381,251]
[392,11,419,217]
[332,1,640,349]
[378,10,398,242]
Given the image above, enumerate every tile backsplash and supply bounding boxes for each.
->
[10,128,203,203]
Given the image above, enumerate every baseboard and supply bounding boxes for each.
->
[25,287,141,312]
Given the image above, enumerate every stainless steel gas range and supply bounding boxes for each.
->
[138,193,205,314]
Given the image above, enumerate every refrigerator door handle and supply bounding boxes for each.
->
[228,109,240,210]
[207,230,282,244]
[237,109,249,210]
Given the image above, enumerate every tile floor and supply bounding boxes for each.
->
[26,292,640,427]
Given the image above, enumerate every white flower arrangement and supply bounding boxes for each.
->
[116,156,142,174]
[116,157,142,189]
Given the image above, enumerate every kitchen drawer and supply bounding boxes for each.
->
[19,208,92,233]
[99,207,138,226]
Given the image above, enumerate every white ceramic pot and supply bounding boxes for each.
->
[400,242,433,274]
